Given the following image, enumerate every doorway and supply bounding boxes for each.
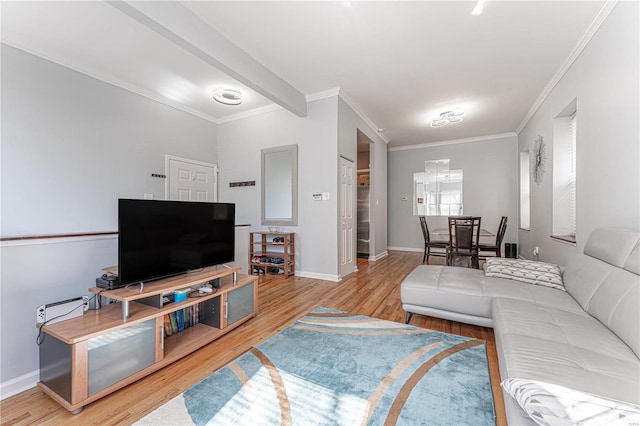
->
[357,131,373,259]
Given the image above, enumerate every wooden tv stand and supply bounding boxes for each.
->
[37,266,257,414]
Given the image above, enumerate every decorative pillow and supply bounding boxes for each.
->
[484,258,564,291]
[501,378,640,426]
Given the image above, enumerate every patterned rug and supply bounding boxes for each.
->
[137,307,495,425]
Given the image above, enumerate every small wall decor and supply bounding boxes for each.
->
[229,181,256,187]
[532,135,546,184]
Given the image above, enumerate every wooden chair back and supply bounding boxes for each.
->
[447,216,481,268]
[419,215,431,243]
[496,216,508,247]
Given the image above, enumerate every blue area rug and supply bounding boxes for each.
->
[137,307,495,425]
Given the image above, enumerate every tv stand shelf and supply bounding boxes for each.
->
[38,266,258,414]
[90,265,240,320]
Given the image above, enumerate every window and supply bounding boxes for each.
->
[413,159,463,216]
[552,102,577,242]
[519,151,530,229]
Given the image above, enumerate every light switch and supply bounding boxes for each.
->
[322,192,330,201]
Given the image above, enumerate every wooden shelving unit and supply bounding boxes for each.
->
[37,266,258,413]
[249,231,295,278]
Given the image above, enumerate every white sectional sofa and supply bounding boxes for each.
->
[400,227,640,425]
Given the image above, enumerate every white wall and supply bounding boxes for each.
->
[217,97,340,280]
[0,45,218,395]
[388,135,519,252]
[338,98,388,259]
[518,2,639,265]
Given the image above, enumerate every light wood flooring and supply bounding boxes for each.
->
[1,251,506,425]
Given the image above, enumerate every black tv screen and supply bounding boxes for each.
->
[118,199,235,285]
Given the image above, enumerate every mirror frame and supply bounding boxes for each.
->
[261,144,298,226]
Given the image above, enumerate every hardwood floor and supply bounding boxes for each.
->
[1,251,506,425]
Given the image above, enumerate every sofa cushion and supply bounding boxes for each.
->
[583,227,639,267]
[501,378,640,426]
[492,298,640,405]
[624,243,640,275]
[587,267,640,358]
[563,251,640,358]
[485,258,564,290]
[401,265,584,326]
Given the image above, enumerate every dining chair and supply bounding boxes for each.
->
[478,216,508,259]
[419,216,449,264]
[447,216,481,268]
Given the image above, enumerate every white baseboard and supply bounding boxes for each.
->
[369,251,389,261]
[1,370,38,400]
[387,246,422,253]
[295,271,341,282]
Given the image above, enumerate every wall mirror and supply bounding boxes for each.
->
[261,144,298,226]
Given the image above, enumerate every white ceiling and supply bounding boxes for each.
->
[1,1,607,148]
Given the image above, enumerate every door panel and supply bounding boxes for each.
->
[340,157,355,278]
[167,157,217,202]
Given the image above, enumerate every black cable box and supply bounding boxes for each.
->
[209,278,222,289]
[96,274,124,290]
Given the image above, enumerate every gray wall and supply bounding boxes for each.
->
[217,97,340,279]
[388,135,519,251]
[0,46,218,393]
[518,2,639,265]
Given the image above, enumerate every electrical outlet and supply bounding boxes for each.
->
[36,305,46,324]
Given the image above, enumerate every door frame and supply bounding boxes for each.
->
[165,154,218,201]
[356,129,376,262]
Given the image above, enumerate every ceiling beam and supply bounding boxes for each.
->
[107,1,307,117]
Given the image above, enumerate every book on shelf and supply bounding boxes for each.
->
[164,303,209,338]
[176,309,185,332]
[183,308,190,329]
[163,314,172,336]
[169,312,178,334]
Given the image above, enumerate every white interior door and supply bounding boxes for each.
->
[340,157,355,278]
[166,156,217,202]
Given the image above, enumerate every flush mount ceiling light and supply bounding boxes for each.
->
[212,89,242,105]
[431,111,464,127]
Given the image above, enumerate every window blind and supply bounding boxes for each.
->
[568,113,577,236]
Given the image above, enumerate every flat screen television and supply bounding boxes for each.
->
[118,199,235,285]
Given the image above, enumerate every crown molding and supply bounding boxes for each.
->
[305,87,341,102]
[337,89,390,144]
[216,103,284,124]
[388,132,517,152]
[218,87,390,148]
[1,41,221,125]
[6,38,388,143]
[515,0,618,134]
[216,87,341,124]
